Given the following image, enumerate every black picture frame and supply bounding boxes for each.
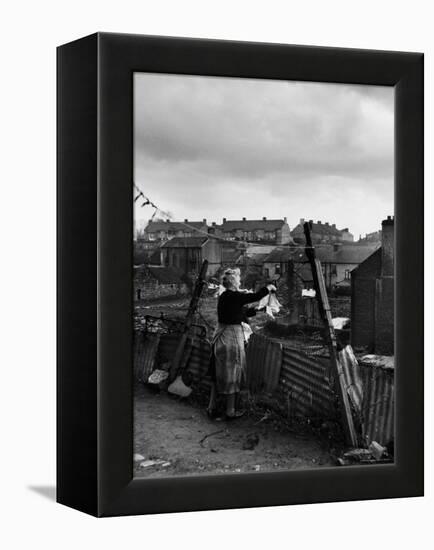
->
[57,32,424,517]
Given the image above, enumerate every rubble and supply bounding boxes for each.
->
[148,369,169,384]
[242,433,260,450]
[133,453,145,462]
[369,441,387,460]
[337,441,391,466]
[139,460,161,469]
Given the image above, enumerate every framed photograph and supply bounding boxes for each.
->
[57,33,423,517]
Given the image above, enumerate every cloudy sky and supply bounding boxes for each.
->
[134,73,394,239]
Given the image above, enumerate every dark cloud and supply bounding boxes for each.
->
[134,73,393,237]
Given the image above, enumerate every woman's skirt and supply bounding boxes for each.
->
[211,323,246,395]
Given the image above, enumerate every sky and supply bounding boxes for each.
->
[134,73,394,239]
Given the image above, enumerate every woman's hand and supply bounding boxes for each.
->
[266,284,277,293]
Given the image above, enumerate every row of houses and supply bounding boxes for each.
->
[134,219,389,295]
[137,216,357,247]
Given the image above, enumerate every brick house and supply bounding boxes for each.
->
[351,216,394,354]
[210,217,292,245]
[143,219,208,242]
[161,236,222,276]
[290,219,354,244]
[134,265,188,301]
[261,243,377,289]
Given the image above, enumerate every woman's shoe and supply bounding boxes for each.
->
[207,408,225,421]
[225,409,246,420]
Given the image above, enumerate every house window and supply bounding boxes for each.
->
[136,289,142,300]
[275,264,281,275]
[264,268,269,278]
[148,233,156,241]
[345,269,351,280]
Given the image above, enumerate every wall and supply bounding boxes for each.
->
[135,281,188,300]
[351,249,381,351]
[202,239,222,275]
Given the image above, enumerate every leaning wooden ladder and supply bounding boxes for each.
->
[303,222,358,447]
[169,260,209,382]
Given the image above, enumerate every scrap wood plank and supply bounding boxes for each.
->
[303,222,358,447]
[169,260,209,381]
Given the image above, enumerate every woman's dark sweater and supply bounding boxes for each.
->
[217,287,269,325]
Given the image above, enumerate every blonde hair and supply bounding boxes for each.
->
[221,268,241,290]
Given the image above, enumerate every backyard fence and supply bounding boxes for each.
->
[134,318,394,448]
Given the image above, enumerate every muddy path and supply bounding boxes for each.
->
[133,383,335,478]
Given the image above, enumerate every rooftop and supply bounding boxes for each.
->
[217,218,288,232]
[263,243,379,265]
[161,236,209,248]
[291,220,351,236]
[145,220,207,232]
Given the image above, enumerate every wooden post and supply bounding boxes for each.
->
[287,259,300,325]
[303,222,358,447]
[169,260,209,381]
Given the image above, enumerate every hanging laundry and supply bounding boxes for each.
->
[257,293,282,319]
[241,321,253,342]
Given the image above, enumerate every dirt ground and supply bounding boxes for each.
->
[133,383,335,478]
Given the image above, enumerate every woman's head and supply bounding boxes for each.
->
[221,268,241,291]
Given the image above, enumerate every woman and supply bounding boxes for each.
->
[208,268,276,420]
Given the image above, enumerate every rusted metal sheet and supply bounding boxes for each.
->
[184,337,211,385]
[339,345,363,414]
[246,333,282,394]
[134,332,161,382]
[360,363,394,446]
[157,332,181,367]
[279,346,335,419]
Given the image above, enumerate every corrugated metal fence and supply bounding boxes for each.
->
[245,335,394,446]
[134,324,394,447]
[359,363,394,446]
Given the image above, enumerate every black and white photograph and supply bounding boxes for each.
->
[132,72,395,477]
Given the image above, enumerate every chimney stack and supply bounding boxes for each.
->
[317,220,321,224]
[262,216,267,221]
[212,222,216,227]
[203,218,207,223]
[300,218,305,225]
[184,219,188,223]
[223,217,227,223]
[381,216,394,276]
[283,217,287,223]
[242,217,246,221]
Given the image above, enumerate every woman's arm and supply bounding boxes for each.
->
[237,286,269,305]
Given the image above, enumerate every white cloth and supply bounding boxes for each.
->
[258,293,282,319]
